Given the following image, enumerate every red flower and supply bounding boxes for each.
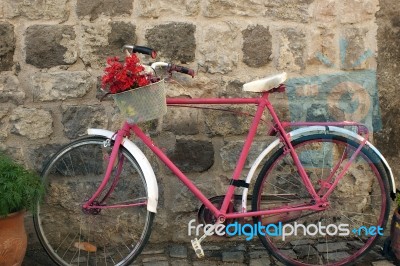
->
[101,54,151,94]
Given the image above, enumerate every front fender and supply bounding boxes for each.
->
[87,128,158,213]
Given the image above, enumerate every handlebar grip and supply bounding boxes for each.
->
[131,46,157,59]
[170,64,195,77]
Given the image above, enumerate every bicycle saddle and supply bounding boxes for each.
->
[243,72,287,92]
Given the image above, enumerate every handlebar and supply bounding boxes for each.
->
[122,45,157,59]
[150,62,195,78]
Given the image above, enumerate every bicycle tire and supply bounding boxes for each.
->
[34,136,154,266]
[251,133,390,266]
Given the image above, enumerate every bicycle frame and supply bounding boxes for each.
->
[83,91,368,221]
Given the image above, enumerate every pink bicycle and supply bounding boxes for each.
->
[34,46,396,266]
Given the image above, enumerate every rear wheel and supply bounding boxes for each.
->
[34,136,154,266]
[251,134,390,266]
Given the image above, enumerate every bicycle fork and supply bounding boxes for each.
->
[82,127,129,210]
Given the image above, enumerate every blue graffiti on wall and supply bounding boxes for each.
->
[285,38,381,132]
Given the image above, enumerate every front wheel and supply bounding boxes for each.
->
[251,134,390,266]
[34,136,154,266]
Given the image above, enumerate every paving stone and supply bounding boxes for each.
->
[293,245,319,258]
[250,258,271,266]
[371,260,395,266]
[169,244,188,258]
[249,250,269,259]
[222,251,245,262]
[322,251,351,261]
[142,255,169,263]
[143,261,169,266]
[315,242,349,253]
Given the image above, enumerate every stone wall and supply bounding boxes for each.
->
[1,0,397,244]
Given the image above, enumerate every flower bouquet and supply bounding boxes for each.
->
[101,53,167,124]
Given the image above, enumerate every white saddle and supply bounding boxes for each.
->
[243,72,287,92]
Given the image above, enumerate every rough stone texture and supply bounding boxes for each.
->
[95,21,136,60]
[307,28,336,66]
[10,107,53,140]
[137,0,200,17]
[204,107,252,136]
[32,71,92,101]
[76,0,134,20]
[222,251,245,262]
[162,107,202,135]
[0,73,25,104]
[375,0,400,162]
[203,0,264,17]
[199,23,239,73]
[79,19,112,67]
[0,22,15,71]
[266,0,314,23]
[340,27,372,70]
[62,105,107,139]
[0,107,9,140]
[168,138,214,172]
[25,25,76,68]
[242,25,272,68]
[338,0,379,24]
[169,244,188,258]
[220,140,272,171]
[0,0,69,20]
[146,22,196,63]
[29,143,65,171]
[277,28,306,71]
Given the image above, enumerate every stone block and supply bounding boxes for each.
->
[96,21,136,59]
[265,0,313,23]
[220,140,273,171]
[62,105,107,139]
[0,107,9,140]
[162,107,202,135]
[32,71,92,101]
[307,28,336,67]
[26,25,76,68]
[339,0,378,24]
[10,107,53,140]
[0,0,68,20]
[340,27,372,70]
[311,0,336,23]
[0,22,15,71]
[277,28,306,72]
[169,244,188,258]
[203,0,264,17]
[168,138,214,172]
[198,23,239,73]
[29,143,65,171]
[137,0,200,18]
[242,25,272,68]
[76,0,133,20]
[0,73,25,104]
[222,251,245,262]
[146,23,196,63]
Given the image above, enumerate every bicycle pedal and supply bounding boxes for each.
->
[191,238,204,258]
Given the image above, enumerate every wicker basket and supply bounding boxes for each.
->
[112,80,167,124]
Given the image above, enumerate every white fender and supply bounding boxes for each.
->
[241,126,396,212]
[88,128,158,213]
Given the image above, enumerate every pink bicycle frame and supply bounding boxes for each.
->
[83,91,367,221]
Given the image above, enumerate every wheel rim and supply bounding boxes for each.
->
[35,138,152,266]
[253,135,388,266]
